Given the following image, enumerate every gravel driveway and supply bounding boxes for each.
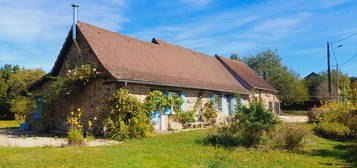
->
[278,115,309,123]
[0,129,119,147]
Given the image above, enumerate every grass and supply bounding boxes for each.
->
[0,120,22,128]
[282,110,308,116]
[0,123,355,168]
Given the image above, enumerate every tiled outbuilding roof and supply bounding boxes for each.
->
[215,55,276,92]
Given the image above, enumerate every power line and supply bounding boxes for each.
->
[332,32,357,43]
[340,53,357,66]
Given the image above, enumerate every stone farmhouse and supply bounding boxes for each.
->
[28,22,279,132]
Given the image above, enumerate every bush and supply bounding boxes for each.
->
[307,106,319,123]
[104,89,153,141]
[67,128,84,146]
[314,122,351,139]
[205,124,241,147]
[66,108,84,146]
[205,102,279,147]
[274,123,308,151]
[310,101,357,139]
[236,102,279,147]
[9,96,37,120]
[174,110,195,124]
[202,102,217,123]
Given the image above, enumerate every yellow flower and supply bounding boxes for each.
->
[77,108,81,112]
[93,117,97,120]
[88,121,92,127]
[70,112,74,115]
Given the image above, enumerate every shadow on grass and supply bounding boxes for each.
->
[300,143,356,168]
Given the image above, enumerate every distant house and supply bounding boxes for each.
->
[28,22,278,132]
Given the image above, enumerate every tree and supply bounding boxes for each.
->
[0,65,45,120]
[304,73,323,101]
[350,79,357,105]
[320,70,352,101]
[230,53,240,61]
[242,50,308,105]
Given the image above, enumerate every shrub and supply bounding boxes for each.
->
[9,96,37,120]
[314,122,351,139]
[104,89,153,141]
[307,106,319,123]
[310,101,357,138]
[236,102,279,147]
[205,124,241,147]
[67,128,84,146]
[66,108,84,146]
[174,110,196,124]
[202,102,217,123]
[205,102,279,147]
[274,123,308,151]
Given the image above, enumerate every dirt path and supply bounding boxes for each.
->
[0,129,119,147]
[278,115,309,123]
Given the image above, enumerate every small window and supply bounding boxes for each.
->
[269,102,273,109]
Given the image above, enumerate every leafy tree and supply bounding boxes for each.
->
[242,50,308,105]
[351,80,357,105]
[304,73,323,100]
[230,53,240,61]
[0,65,45,120]
[320,70,352,101]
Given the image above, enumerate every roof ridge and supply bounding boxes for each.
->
[151,38,216,59]
[78,21,159,47]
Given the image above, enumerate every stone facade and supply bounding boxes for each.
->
[29,79,247,132]
[251,90,280,114]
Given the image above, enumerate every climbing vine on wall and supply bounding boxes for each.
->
[39,64,100,116]
[143,90,183,117]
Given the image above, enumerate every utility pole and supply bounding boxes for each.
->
[337,64,340,103]
[327,42,332,97]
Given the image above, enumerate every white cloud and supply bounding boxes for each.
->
[0,0,127,43]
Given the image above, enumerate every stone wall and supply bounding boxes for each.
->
[29,80,248,132]
[251,90,280,114]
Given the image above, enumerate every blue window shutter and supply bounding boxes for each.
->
[180,92,185,111]
[231,97,237,113]
[164,91,170,115]
[210,94,216,110]
[221,94,226,114]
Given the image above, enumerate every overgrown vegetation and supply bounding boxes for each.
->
[205,101,279,147]
[41,64,99,117]
[0,65,45,120]
[104,89,153,141]
[308,100,357,139]
[273,123,308,151]
[314,122,351,140]
[202,101,217,123]
[66,108,84,146]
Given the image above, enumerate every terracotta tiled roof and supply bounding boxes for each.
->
[215,55,276,92]
[77,22,249,93]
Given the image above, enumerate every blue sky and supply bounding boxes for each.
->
[0,0,357,77]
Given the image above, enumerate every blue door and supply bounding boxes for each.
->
[151,110,161,130]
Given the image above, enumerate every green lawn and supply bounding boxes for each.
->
[0,124,355,168]
[0,120,22,128]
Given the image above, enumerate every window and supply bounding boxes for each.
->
[269,102,273,110]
